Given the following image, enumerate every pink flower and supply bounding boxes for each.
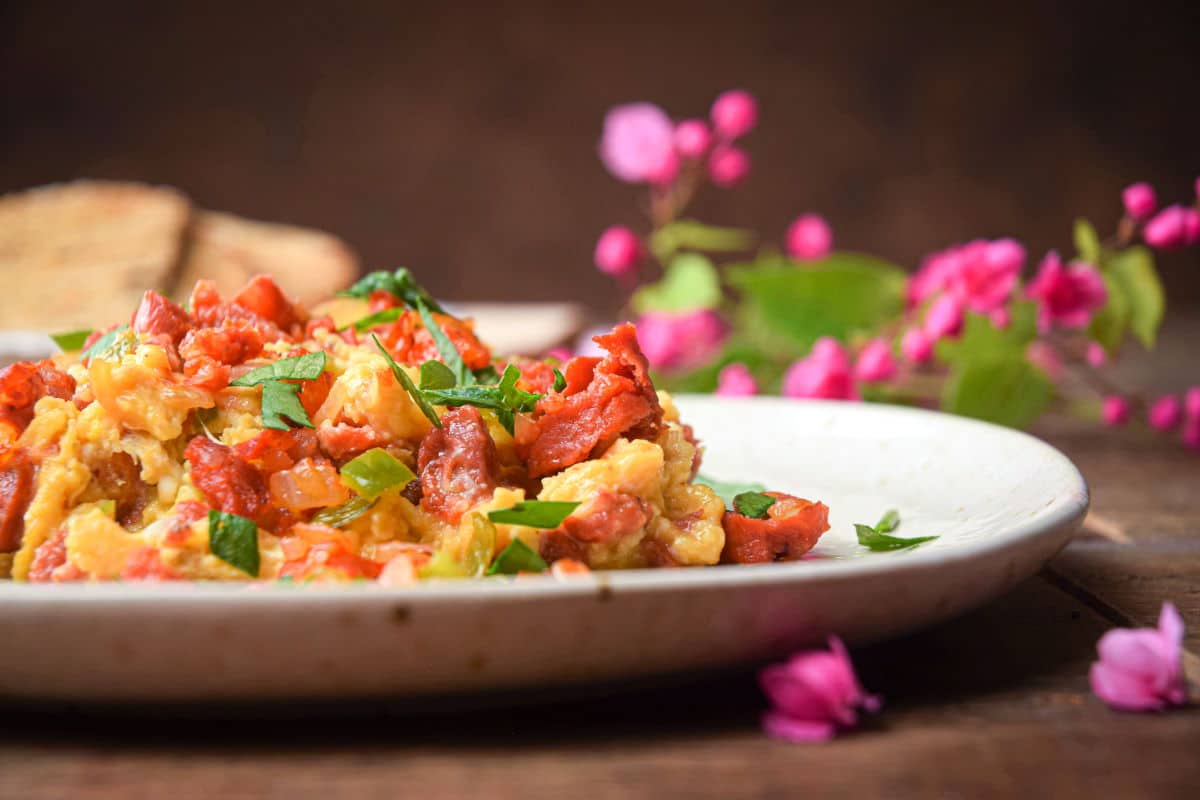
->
[673,119,711,159]
[1025,251,1108,331]
[1026,341,1063,380]
[634,310,727,371]
[783,338,859,400]
[1122,182,1157,221]
[1148,395,1182,431]
[1143,205,1192,250]
[1183,418,1200,452]
[710,89,758,140]
[785,214,833,261]
[546,347,573,363]
[923,294,964,340]
[1187,209,1200,246]
[708,144,751,188]
[1186,386,1200,419]
[1090,602,1187,712]
[907,249,959,307]
[945,238,1025,313]
[593,226,642,278]
[1086,342,1108,367]
[716,363,758,397]
[854,338,897,382]
[1102,395,1132,426]
[759,636,881,742]
[900,328,933,364]
[599,103,678,184]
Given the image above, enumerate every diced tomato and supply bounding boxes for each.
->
[179,325,266,368]
[233,275,305,332]
[120,547,180,581]
[368,290,401,312]
[720,492,830,564]
[268,457,350,512]
[515,323,663,478]
[513,358,558,394]
[184,436,270,525]
[131,290,191,343]
[377,310,492,371]
[0,360,76,438]
[26,529,84,582]
[234,429,320,473]
[0,445,33,552]
[417,406,501,524]
[305,316,338,338]
[317,423,385,465]
[296,370,332,418]
[550,558,591,578]
[164,500,208,546]
[279,539,382,581]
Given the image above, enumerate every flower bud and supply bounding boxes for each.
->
[1149,395,1182,431]
[673,119,711,159]
[716,363,758,397]
[710,89,758,140]
[1102,395,1132,426]
[707,145,751,188]
[854,338,897,382]
[901,328,933,364]
[1143,205,1189,250]
[593,226,642,278]
[1086,342,1108,367]
[785,214,833,261]
[1121,182,1157,221]
[923,294,964,340]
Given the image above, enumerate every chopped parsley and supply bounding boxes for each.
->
[733,491,776,519]
[81,325,129,359]
[372,334,442,428]
[339,448,416,499]
[486,538,549,575]
[229,352,327,431]
[51,329,92,351]
[487,500,580,529]
[854,509,938,551]
[338,268,445,314]
[208,510,261,576]
[553,368,567,392]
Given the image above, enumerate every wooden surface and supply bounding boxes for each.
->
[2,404,1199,797]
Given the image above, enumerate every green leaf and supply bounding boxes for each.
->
[631,252,722,314]
[473,365,501,385]
[486,538,549,575]
[344,307,404,332]
[207,510,260,576]
[727,254,907,358]
[552,368,567,392]
[415,298,472,386]
[649,219,754,262]
[497,364,541,413]
[855,523,938,551]
[733,491,776,519]
[421,385,507,411]
[259,381,314,430]
[230,352,327,386]
[1109,246,1164,349]
[81,325,129,359]
[339,448,416,499]
[941,355,1051,428]
[1088,269,1131,355]
[419,360,457,390]
[338,268,445,313]
[1073,218,1102,265]
[696,474,767,506]
[936,303,1039,366]
[487,500,581,528]
[51,329,92,351]
[310,496,376,527]
[372,334,442,429]
[463,513,498,577]
[875,509,900,533]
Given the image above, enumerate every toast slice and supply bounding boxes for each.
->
[175,211,359,307]
[0,181,190,330]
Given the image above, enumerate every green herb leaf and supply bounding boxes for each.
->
[421,385,507,411]
[338,268,445,313]
[51,329,93,351]
[310,496,376,527]
[696,475,767,506]
[875,509,900,533]
[339,447,416,499]
[487,500,581,528]
[854,522,937,552]
[81,325,129,359]
[485,538,549,575]
[497,364,541,413]
[1108,246,1164,350]
[1088,269,1131,356]
[372,334,442,429]
[260,381,314,430]
[941,355,1051,428]
[649,219,755,262]
[473,365,501,384]
[1073,218,1102,265]
[345,307,404,332]
[419,360,457,390]
[733,491,776,519]
[230,352,327,386]
[632,252,722,314]
[936,303,1039,366]
[207,510,260,576]
[415,299,471,386]
[552,368,567,392]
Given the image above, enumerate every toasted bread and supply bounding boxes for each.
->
[0,181,190,330]
[175,211,358,308]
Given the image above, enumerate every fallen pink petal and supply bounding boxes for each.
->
[1089,602,1188,712]
[760,637,882,742]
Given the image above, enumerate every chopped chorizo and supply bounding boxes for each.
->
[131,290,191,343]
[93,452,149,528]
[417,406,500,524]
[317,423,384,465]
[538,489,652,564]
[184,436,270,525]
[0,360,76,437]
[233,428,320,473]
[720,492,830,564]
[377,310,492,370]
[512,358,558,394]
[233,275,306,333]
[0,445,34,552]
[516,323,663,478]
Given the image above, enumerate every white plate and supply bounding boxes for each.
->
[0,397,1087,702]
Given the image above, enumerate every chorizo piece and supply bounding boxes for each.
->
[417,406,500,524]
[721,492,830,564]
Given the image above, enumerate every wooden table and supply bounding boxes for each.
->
[2,396,1198,798]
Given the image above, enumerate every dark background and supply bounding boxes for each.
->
[1,0,1197,311]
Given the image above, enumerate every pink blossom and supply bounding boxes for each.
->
[546,347,573,363]
[782,338,859,400]
[599,103,678,184]
[1186,387,1200,419]
[945,238,1025,313]
[785,214,833,261]
[923,294,964,340]
[708,144,751,188]
[1090,602,1187,712]
[1025,251,1108,331]
[989,307,1011,329]
[1086,342,1108,367]
[1186,209,1200,246]
[1027,341,1063,380]
[1143,205,1192,250]
[854,338,897,382]
[900,327,933,364]
[1102,395,1132,426]
[716,363,758,397]
[1184,418,1200,451]
[907,249,959,307]
[593,226,642,278]
[759,636,881,742]
[1122,182,1157,221]
[710,89,758,140]
[1148,396,1182,431]
[673,119,711,159]
[634,310,727,371]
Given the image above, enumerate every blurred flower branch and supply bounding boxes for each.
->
[585,90,1200,451]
